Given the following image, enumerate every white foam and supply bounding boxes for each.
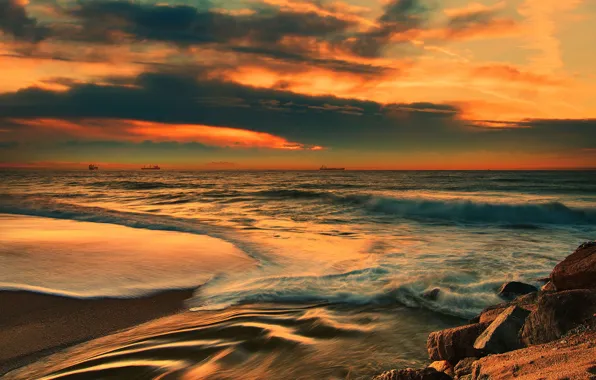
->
[0,214,256,298]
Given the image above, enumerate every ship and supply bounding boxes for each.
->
[88,164,99,170]
[141,165,161,170]
[319,165,345,171]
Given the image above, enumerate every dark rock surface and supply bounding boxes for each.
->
[453,357,477,378]
[551,242,596,291]
[469,292,538,325]
[372,368,452,380]
[497,281,538,300]
[427,322,488,363]
[520,289,596,346]
[473,306,530,354]
[422,288,441,301]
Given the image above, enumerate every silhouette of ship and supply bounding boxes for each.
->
[141,165,161,170]
[88,164,99,170]
[319,165,345,171]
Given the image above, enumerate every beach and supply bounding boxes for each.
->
[0,288,194,375]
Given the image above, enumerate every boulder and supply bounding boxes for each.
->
[428,361,454,377]
[453,357,477,378]
[520,289,596,345]
[372,368,452,380]
[473,306,530,354]
[551,242,596,291]
[427,323,489,363]
[497,281,538,300]
[422,288,441,301]
[469,292,538,325]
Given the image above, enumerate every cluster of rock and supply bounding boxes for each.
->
[373,241,596,380]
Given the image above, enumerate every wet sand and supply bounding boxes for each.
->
[0,288,195,375]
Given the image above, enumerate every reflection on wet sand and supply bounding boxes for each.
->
[5,304,462,380]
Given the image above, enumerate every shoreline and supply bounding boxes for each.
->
[0,288,196,375]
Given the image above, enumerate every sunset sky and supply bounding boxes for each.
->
[0,0,595,169]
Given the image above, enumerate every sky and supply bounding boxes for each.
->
[0,0,595,169]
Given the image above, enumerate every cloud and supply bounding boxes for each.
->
[518,0,583,72]
[0,68,466,149]
[10,118,323,150]
[338,0,429,57]
[444,3,518,40]
[0,0,48,42]
[67,0,353,45]
[471,64,563,86]
[1,67,594,159]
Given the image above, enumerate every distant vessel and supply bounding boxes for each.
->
[319,165,345,171]
[88,164,99,171]
[141,165,161,170]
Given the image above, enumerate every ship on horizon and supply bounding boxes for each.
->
[319,165,345,171]
[88,164,99,171]
[141,165,161,170]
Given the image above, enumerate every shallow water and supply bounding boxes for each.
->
[1,170,595,378]
[6,304,463,380]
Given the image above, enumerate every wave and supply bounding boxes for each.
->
[349,196,596,225]
[190,267,505,319]
[241,189,596,226]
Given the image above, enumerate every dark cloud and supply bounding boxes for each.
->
[0,0,48,42]
[448,9,498,31]
[67,0,353,45]
[2,70,594,154]
[0,69,463,149]
[338,0,428,57]
[444,6,516,38]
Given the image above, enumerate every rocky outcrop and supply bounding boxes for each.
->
[428,361,453,377]
[473,306,530,354]
[470,292,538,325]
[427,323,488,363]
[520,289,596,346]
[453,357,477,378]
[497,281,538,300]
[372,242,596,380]
[471,319,596,380]
[551,241,596,291]
[372,368,452,380]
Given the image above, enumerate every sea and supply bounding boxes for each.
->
[1,170,595,379]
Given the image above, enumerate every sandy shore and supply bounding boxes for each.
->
[0,288,195,375]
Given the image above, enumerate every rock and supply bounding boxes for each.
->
[428,361,454,377]
[541,281,556,292]
[453,357,477,378]
[497,281,538,300]
[473,306,530,354]
[471,325,596,380]
[372,368,452,380]
[520,289,596,346]
[551,242,596,291]
[458,375,472,380]
[470,292,538,325]
[535,276,550,284]
[427,323,489,363]
[422,288,441,301]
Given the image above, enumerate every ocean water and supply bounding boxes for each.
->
[1,170,595,379]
